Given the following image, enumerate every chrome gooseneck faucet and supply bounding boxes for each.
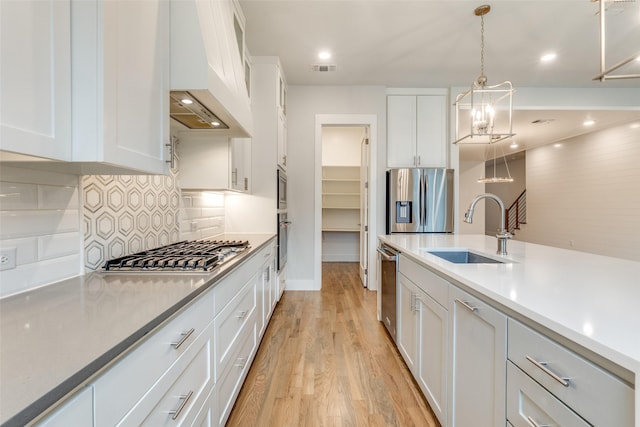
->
[464,193,512,256]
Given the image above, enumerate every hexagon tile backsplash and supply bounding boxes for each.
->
[82,173,181,270]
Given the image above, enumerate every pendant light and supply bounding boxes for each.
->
[478,140,514,183]
[454,4,515,145]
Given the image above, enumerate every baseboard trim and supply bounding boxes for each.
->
[285,279,320,291]
[321,255,359,262]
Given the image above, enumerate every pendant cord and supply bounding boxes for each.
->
[480,15,485,79]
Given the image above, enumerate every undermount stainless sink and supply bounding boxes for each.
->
[426,250,505,264]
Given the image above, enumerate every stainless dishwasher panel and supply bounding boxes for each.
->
[378,244,398,342]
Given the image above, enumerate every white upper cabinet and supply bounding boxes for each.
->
[252,57,287,171]
[177,133,250,192]
[0,0,72,161]
[230,137,251,192]
[387,91,448,168]
[71,0,170,175]
[0,0,170,175]
[170,0,252,137]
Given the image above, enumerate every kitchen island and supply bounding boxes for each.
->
[0,233,276,427]
[379,233,639,426]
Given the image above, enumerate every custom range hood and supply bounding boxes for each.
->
[170,0,252,136]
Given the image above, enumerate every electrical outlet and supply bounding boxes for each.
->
[0,247,17,271]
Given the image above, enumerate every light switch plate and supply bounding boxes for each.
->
[0,247,17,271]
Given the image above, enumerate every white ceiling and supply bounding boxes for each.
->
[239,0,640,156]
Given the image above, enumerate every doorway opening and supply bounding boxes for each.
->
[314,115,377,291]
[321,126,368,285]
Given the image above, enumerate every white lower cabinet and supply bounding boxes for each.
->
[415,290,448,424]
[35,386,93,427]
[36,239,277,427]
[507,361,590,427]
[94,290,215,426]
[216,320,257,426]
[397,273,418,372]
[390,244,634,427]
[397,255,448,425]
[449,286,507,427]
[507,319,634,427]
[120,321,215,426]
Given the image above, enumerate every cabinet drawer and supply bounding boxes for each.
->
[36,386,93,427]
[507,361,589,427]
[217,319,257,426]
[508,319,634,427]
[215,278,257,374]
[215,242,272,316]
[94,290,214,426]
[399,254,448,307]
[136,326,214,426]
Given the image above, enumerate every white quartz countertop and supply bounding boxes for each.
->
[0,233,275,427]
[379,233,640,426]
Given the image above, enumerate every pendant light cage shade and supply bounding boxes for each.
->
[453,4,516,145]
[454,80,515,144]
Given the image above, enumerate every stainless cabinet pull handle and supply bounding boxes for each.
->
[236,310,248,319]
[169,390,193,420]
[526,355,570,387]
[417,155,421,165]
[165,136,176,170]
[526,415,550,427]
[235,357,248,368]
[172,328,195,350]
[455,298,478,313]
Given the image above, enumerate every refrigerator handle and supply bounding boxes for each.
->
[422,172,428,227]
[419,173,425,226]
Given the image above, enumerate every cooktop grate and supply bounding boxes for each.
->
[102,240,250,272]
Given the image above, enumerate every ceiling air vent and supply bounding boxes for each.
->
[310,64,337,72]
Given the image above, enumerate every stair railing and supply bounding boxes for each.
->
[505,190,526,234]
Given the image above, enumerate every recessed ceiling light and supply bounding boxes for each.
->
[583,120,596,126]
[318,51,331,60]
[510,141,518,149]
[211,121,220,127]
[181,98,193,105]
[554,143,562,148]
[630,122,640,129]
[540,53,557,62]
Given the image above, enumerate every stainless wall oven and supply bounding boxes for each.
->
[277,167,287,211]
[277,212,290,271]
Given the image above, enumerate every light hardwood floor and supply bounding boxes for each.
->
[226,262,440,427]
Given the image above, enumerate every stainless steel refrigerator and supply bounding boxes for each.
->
[386,168,454,233]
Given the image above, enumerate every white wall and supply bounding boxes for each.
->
[516,122,640,261]
[287,86,386,290]
[0,166,83,297]
[322,126,364,166]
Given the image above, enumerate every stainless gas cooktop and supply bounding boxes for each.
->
[102,240,250,272]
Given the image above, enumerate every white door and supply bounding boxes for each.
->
[359,127,370,287]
